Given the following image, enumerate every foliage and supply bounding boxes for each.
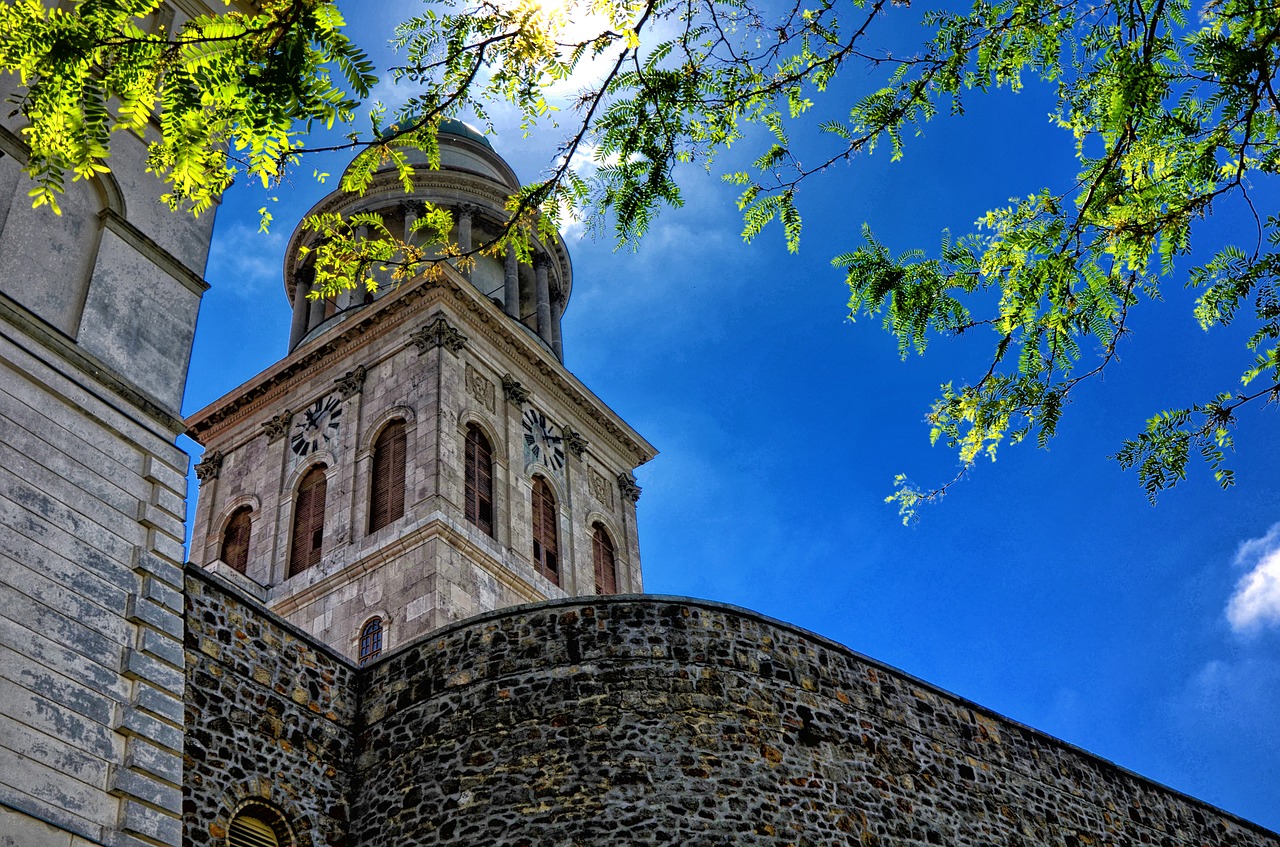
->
[3,0,1278,516]
[0,0,375,214]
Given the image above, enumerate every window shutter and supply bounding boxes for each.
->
[289,467,327,577]
[531,477,559,584]
[593,524,617,594]
[221,507,252,573]
[370,421,406,533]
[465,425,494,537]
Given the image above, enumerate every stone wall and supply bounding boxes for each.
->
[0,303,190,847]
[352,597,1280,847]
[183,580,1279,847]
[183,568,356,847]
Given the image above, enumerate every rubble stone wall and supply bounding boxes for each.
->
[352,597,1280,847]
[183,568,356,847]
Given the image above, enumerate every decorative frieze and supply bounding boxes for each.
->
[589,468,615,508]
[334,365,368,399]
[502,374,530,405]
[262,410,293,442]
[410,313,468,354]
[193,450,223,484]
[617,472,642,503]
[465,364,496,413]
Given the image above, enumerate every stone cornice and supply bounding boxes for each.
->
[266,511,552,618]
[185,267,657,468]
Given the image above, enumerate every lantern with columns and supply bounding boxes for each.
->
[284,119,572,361]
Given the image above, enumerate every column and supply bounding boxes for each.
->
[457,204,475,253]
[550,292,564,361]
[503,245,520,319]
[288,272,310,350]
[534,257,552,346]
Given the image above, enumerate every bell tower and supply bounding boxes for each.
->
[185,122,656,662]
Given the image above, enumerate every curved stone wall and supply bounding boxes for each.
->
[352,596,1278,847]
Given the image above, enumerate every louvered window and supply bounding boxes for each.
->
[369,420,407,533]
[592,523,618,595]
[531,476,559,584]
[221,506,252,574]
[228,803,290,847]
[229,815,278,847]
[358,617,383,666]
[464,425,494,537]
[289,466,327,577]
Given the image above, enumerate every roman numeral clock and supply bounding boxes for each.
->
[522,407,565,471]
[291,393,343,458]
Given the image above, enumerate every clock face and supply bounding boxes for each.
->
[291,394,343,457]
[522,407,565,471]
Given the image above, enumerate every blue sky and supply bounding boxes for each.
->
[182,0,1280,830]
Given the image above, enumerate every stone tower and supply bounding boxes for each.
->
[185,122,656,663]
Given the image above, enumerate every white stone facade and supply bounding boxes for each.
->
[0,4,227,846]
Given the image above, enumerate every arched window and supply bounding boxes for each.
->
[592,523,618,595]
[358,616,383,666]
[531,476,559,584]
[369,420,407,533]
[289,466,327,577]
[464,424,494,536]
[228,802,291,847]
[220,506,253,573]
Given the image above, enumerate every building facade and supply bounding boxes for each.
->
[0,3,236,846]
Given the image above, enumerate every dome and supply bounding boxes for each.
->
[438,118,493,149]
[284,123,574,362]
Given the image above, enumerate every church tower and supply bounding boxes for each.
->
[185,122,656,663]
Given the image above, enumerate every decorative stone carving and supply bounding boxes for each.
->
[334,365,367,399]
[618,472,642,503]
[589,468,614,508]
[563,427,588,459]
[262,410,293,442]
[194,450,223,484]
[410,313,468,354]
[400,199,427,216]
[502,374,530,405]
[465,364,496,413]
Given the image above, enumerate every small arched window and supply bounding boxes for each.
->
[358,616,383,666]
[228,802,291,847]
[464,424,494,537]
[531,476,559,584]
[369,420,407,533]
[221,506,253,573]
[592,523,618,595]
[289,466,327,577]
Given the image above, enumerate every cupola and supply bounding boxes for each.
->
[283,120,573,360]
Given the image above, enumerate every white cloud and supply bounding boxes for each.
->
[1226,523,1280,633]
[205,223,287,298]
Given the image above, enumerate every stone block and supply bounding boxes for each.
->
[145,528,185,567]
[125,735,181,786]
[141,455,187,501]
[116,705,183,753]
[117,798,181,847]
[131,681,183,725]
[133,549,182,591]
[137,627,183,670]
[141,575,182,614]
[0,805,76,847]
[124,595,182,640]
[108,766,182,815]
